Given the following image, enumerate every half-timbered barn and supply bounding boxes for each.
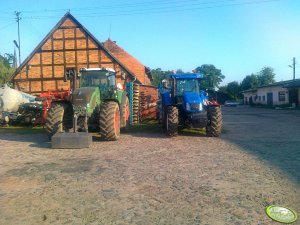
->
[10,12,152,95]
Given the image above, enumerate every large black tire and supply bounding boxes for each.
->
[162,106,167,129]
[120,96,130,131]
[45,102,73,139]
[99,101,120,141]
[206,106,222,137]
[166,106,178,137]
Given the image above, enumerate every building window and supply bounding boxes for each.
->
[262,96,265,101]
[258,96,261,101]
[278,91,285,101]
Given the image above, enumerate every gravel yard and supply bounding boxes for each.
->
[0,106,299,225]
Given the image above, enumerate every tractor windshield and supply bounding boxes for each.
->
[80,71,115,88]
[176,79,200,96]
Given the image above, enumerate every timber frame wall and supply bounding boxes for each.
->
[11,13,141,95]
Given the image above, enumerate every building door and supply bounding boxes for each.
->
[267,92,273,106]
[289,88,299,106]
[249,96,253,105]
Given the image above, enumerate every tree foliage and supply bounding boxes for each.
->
[151,68,173,86]
[218,81,242,100]
[0,53,15,84]
[195,64,225,90]
[241,74,259,91]
[240,67,275,91]
[257,67,275,86]
[227,81,241,99]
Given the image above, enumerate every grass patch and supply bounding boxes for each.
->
[128,120,161,133]
[221,128,229,134]
[129,120,227,136]
[181,128,206,135]
[0,126,46,135]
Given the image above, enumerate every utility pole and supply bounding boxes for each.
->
[289,57,296,80]
[289,57,297,106]
[15,11,21,66]
[293,57,296,80]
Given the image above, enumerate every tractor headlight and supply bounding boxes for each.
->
[186,103,191,111]
[186,103,203,111]
[199,103,203,111]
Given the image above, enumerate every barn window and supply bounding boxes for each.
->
[258,96,261,101]
[278,91,285,101]
[262,96,265,101]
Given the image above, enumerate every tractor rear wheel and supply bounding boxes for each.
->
[121,97,130,131]
[166,106,178,137]
[206,106,222,137]
[99,101,120,141]
[45,102,73,139]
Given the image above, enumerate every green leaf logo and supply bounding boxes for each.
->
[266,205,298,223]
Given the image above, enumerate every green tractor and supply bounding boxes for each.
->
[46,68,130,145]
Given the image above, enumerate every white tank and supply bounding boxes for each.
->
[0,85,36,112]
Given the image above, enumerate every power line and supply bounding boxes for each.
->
[11,0,239,14]
[77,0,281,17]
[0,21,15,31]
[21,0,281,20]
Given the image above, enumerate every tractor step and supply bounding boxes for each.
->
[51,132,92,149]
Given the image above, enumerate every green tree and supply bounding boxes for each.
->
[218,85,228,93]
[241,74,259,91]
[257,67,275,86]
[0,53,15,84]
[175,69,184,74]
[226,81,241,99]
[195,64,225,90]
[151,68,173,86]
[240,67,276,91]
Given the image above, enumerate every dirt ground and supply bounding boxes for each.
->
[0,106,299,225]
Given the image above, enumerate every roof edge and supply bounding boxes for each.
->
[9,12,141,84]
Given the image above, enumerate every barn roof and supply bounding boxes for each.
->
[10,12,141,84]
[103,39,152,83]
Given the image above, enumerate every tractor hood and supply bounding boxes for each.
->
[183,92,203,112]
[183,92,201,104]
[72,87,98,108]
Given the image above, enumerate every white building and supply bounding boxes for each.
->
[242,79,300,106]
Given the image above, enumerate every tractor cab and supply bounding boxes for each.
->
[161,73,208,113]
[80,68,116,89]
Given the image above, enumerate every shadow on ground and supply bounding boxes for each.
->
[221,106,300,185]
[0,129,51,149]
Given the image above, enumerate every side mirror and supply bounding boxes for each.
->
[162,79,171,89]
[64,68,77,82]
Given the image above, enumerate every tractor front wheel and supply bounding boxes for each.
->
[206,106,222,137]
[45,102,73,139]
[99,101,120,141]
[166,106,178,137]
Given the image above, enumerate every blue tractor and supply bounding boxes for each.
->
[159,73,222,137]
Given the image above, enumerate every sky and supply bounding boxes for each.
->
[0,0,300,85]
